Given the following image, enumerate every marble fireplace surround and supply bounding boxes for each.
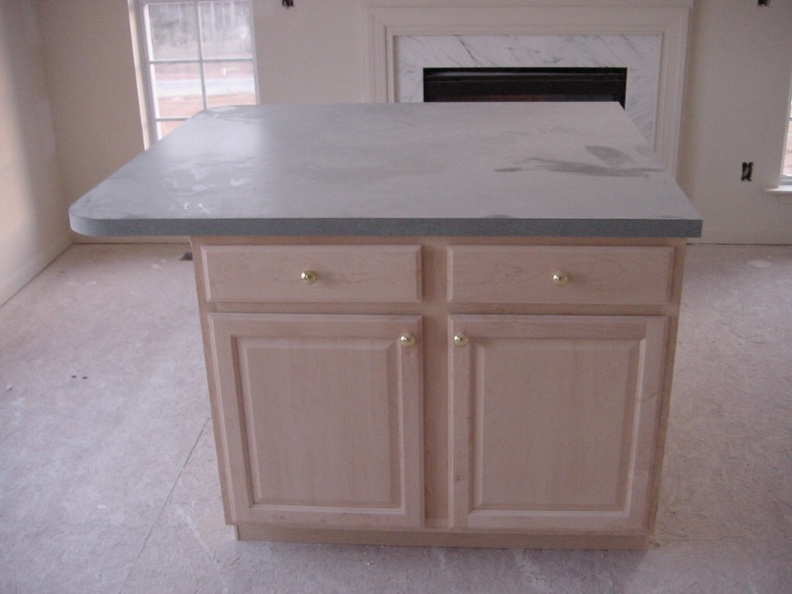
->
[366,2,692,174]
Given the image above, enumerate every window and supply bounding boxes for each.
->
[135,0,258,142]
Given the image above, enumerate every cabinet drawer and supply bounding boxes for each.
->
[201,244,421,303]
[448,245,674,305]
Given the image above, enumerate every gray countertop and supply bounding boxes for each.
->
[69,102,701,238]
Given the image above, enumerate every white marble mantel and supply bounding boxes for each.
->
[366,2,692,174]
[394,35,660,145]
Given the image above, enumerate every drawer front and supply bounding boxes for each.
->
[448,245,674,305]
[201,244,421,303]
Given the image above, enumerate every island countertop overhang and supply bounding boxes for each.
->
[68,102,702,239]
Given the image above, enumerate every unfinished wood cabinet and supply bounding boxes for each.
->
[208,313,424,529]
[448,314,668,533]
[193,236,685,549]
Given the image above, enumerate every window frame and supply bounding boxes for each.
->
[782,95,792,186]
[134,0,259,144]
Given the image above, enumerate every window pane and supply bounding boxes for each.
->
[146,3,199,60]
[205,61,256,108]
[139,0,257,143]
[151,63,204,119]
[200,1,253,59]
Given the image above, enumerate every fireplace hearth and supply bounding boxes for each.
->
[423,67,627,107]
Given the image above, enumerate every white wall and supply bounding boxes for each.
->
[29,0,792,247]
[678,0,792,243]
[255,0,369,104]
[37,0,145,207]
[0,1,70,306]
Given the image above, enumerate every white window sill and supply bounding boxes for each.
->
[766,184,792,195]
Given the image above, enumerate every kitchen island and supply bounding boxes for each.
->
[70,102,701,549]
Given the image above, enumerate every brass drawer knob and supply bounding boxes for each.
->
[552,271,570,286]
[453,333,469,347]
[300,270,317,285]
[399,333,416,347]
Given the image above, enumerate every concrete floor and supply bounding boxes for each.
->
[0,243,790,593]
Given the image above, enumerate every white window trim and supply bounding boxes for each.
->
[768,80,792,193]
[134,0,259,145]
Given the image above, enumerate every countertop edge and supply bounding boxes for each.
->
[69,212,703,239]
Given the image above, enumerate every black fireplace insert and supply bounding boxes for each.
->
[423,67,627,107]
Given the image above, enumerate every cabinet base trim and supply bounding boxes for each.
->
[234,524,650,550]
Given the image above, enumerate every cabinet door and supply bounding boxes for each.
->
[209,313,423,529]
[449,315,668,533]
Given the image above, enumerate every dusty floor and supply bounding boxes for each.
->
[0,243,790,593]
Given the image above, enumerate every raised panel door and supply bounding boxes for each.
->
[209,313,424,529]
[449,315,668,533]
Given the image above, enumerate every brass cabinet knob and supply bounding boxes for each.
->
[300,270,317,285]
[453,333,469,347]
[551,271,570,286]
[399,333,416,347]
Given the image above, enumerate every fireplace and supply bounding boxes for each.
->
[397,35,657,141]
[423,67,627,107]
[366,3,692,173]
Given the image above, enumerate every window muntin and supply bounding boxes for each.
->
[137,0,257,142]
